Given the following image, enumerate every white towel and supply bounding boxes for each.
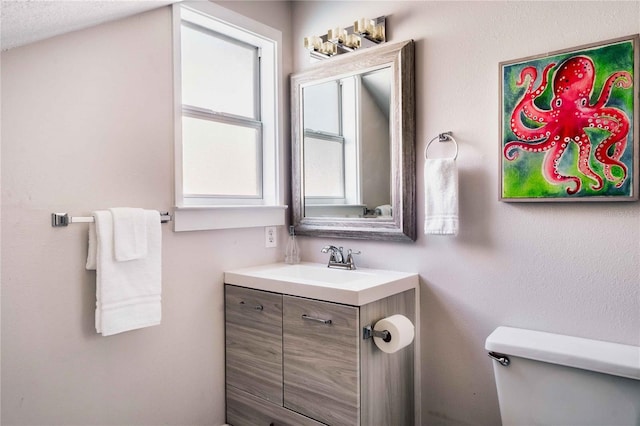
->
[109,207,148,261]
[424,158,459,236]
[375,204,392,217]
[88,209,162,336]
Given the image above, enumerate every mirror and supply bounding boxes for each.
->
[291,40,415,241]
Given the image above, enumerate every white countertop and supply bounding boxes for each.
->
[224,262,419,306]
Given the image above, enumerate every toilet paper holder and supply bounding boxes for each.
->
[362,325,391,342]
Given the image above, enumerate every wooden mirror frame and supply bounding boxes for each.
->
[291,39,416,241]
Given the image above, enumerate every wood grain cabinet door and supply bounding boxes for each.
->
[283,295,360,426]
[227,386,326,426]
[225,285,283,405]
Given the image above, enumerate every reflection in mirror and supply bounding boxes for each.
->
[303,68,391,219]
[291,40,415,241]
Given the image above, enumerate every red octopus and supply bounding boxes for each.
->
[504,55,632,194]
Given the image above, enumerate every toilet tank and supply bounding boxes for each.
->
[485,326,640,426]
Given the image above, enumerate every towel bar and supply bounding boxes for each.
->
[51,212,172,227]
[425,131,459,160]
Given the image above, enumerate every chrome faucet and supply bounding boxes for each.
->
[321,245,343,263]
[321,245,361,270]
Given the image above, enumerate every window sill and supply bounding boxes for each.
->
[173,205,287,232]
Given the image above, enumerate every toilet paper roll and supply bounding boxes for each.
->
[373,314,415,354]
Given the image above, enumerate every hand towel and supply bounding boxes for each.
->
[91,209,162,336]
[424,158,459,236]
[109,207,148,261]
[375,204,392,217]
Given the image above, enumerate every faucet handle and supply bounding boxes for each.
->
[321,245,344,264]
[345,249,361,269]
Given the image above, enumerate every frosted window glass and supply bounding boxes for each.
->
[303,81,340,134]
[182,117,259,196]
[181,25,257,118]
[304,136,344,198]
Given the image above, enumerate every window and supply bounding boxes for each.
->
[173,3,285,231]
[303,79,345,200]
[302,76,361,207]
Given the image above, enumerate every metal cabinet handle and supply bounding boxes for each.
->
[239,301,263,311]
[302,314,332,325]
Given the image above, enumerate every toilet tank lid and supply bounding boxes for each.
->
[485,326,640,381]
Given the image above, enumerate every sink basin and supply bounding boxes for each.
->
[224,262,418,306]
[261,264,376,285]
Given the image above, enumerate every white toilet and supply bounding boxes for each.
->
[485,326,640,426]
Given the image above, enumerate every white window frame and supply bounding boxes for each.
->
[172,2,286,231]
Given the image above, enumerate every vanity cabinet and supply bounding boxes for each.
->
[224,283,415,426]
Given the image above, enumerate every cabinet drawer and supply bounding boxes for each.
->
[225,285,283,405]
[283,296,360,426]
[227,386,326,426]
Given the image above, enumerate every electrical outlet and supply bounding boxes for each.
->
[265,226,277,248]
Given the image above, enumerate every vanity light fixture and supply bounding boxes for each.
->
[303,16,386,60]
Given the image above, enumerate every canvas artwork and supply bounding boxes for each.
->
[500,35,639,201]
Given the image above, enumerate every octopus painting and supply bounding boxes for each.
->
[501,37,637,199]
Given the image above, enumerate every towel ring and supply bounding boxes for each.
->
[425,131,458,160]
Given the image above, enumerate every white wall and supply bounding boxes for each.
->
[1,3,292,425]
[360,79,391,209]
[291,1,640,425]
[2,1,639,425]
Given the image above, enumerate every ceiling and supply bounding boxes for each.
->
[1,0,180,51]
